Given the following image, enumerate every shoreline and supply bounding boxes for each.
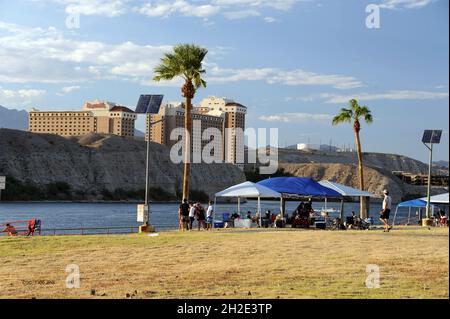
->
[0,198,386,204]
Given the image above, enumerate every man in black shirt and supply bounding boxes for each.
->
[179,198,190,231]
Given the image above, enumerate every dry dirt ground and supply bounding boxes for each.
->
[0,227,448,299]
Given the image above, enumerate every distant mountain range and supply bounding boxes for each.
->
[434,160,449,169]
[0,105,28,130]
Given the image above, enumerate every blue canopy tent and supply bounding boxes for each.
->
[257,177,342,221]
[393,198,427,226]
[257,177,342,198]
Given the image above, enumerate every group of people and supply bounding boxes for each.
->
[178,199,214,231]
[286,199,315,225]
[434,208,448,227]
[227,209,282,228]
[1,219,39,236]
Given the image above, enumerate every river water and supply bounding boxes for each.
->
[0,200,408,232]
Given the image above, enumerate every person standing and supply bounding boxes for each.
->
[206,201,214,230]
[189,202,196,230]
[179,199,190,231]
[380,190,392,232]
[196,203,206,231]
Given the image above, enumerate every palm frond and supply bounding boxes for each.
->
[332,108,353,125]
[153,43,208,88]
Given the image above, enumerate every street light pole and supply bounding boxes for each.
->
[421,129,442,223]
[144,113,151,226]
[135,94,163,233]
[425,141,433,219]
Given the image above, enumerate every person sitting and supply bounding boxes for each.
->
[231,212,240,220]
[2,223,18,236]
[275,214,284,228]
[246,211,252,220]
[270,213,277,224]
[261,209,271,227]
[304,198,313,213]
[295,202,305,215]
[255,212,261,227]
[346,211,357,229]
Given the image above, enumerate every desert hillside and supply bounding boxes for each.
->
[0,129,246,200]
[277,148,433,174]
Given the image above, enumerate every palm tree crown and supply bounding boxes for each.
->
[332,99,373,132]
[153,44,208,98]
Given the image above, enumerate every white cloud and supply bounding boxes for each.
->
[0,87,46,106]
[259,112,333,123]
[0,21,172,84]
[136,0,304,19]
[323,90,449,103]
[45,0,304,20]
[0,21,362,91]
[136,0,221,18]
[56,85,82,95]
[213,0,300,11]
[379,0,435,9]
[46,0,129,17]
[208,66,364,89]
[223,9,260,19]
[263,16,278,23]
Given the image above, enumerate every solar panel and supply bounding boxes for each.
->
[422,130,443,144]
[135,94,164,114]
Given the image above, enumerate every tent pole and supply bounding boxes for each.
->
[407,207,411,225]
[237,197,241,215]
[340,199,344,225]
[258,196,261,227]
[393,206,398,226]
[325,197,328,210]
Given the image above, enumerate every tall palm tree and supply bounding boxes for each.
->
[332,99,373,219]
[153,44,208,201]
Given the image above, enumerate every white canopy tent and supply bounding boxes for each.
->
[318,180,375,198]
[214,181,282,223]
[420,193,449,205]
[319,180,376,221]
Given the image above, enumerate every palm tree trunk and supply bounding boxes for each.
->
[354,129,366,219]
[182,97,192,201]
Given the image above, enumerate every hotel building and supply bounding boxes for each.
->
[28,101,137,137]
[147,96,247,165]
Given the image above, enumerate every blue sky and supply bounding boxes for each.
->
[0,0,448,162]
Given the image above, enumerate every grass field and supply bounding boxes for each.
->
[0,227,448,299]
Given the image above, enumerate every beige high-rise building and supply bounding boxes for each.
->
[147,96,246,165]
[28,101,137,137]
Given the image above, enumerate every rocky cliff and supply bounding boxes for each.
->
[0,129,246,200]
[277,148,432,174]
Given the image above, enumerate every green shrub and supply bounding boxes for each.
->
[189,189,209,203]
[1,176,45,201]
[45,182,72,199]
